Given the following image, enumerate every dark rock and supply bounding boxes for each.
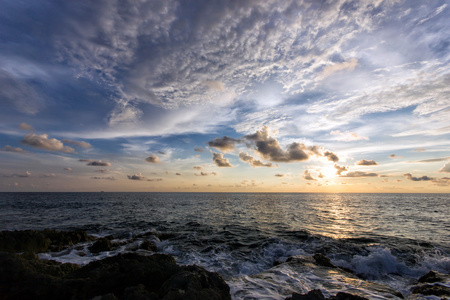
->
[287,289,325,300]
[330,292,368,300]
[419,270,445,283]
[313,254,336,268]
[89,238,113,253]
[140,240,157,252]
[411,283,450,297]
[123,284,155,300]
[0,229,94,253]
[161,265,231,300]
[287,290,368,300]
[0,252,231,300]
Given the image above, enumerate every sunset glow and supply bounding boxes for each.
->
[0,1,449,193]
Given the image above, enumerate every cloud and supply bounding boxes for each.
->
[19,123,34,131]
[91,176,116,180]
[64,167,72,171]
[3,171,31,178]
[193,166,202,170]
[330,130,369,141]
[127,173,146,181]
[323,151,339,163]
[341,171,378,177]
[1,145,28,153]
[433,177,450,186]
[245,127,339,163]
[404,173,450,186]
[176,173,182,176]
[0,70,45,115]
[62,139,92,148]
[194,147,205,153]
[303,170,317,181]
[416,157,450,163]
[145,155,159,163]
[87,160,111,167]
[334,164,348,175]
[320,58,358,78]
[212,152,232,167]
[274,173,285,177]
[389,154,402,159]
[356,159,378,166]
[439,162,450,173]
[22,133,75,153]
[195,172,217,176]
[208,136,241,152]
[414,148,426,152]
[204,80,226,92]
[403,173,433,181]
[238,152,273,167]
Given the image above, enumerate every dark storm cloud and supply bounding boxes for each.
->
[341,171,378,177]
[145,155,159,163]
[356,159,378,166]
[62,139,92,148]
[1,145,28,153]
[238,152,273,168]
[208,136,241,152]
[87,160,111,167]
[244,127,339,163]
[22,133,75,153]
[212,152,232,167]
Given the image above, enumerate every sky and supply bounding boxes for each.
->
[0,0,449,192]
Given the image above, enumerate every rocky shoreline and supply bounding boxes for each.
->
[0,230,448,299]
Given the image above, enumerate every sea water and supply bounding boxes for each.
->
[1,192,449,299]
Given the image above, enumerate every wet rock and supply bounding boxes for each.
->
[140,240,157,252]
[0,251,230,299]
[287,289,325,300]
[418,270,445,283]
[161,265,231,300]
[313,254,336,268]
[0,229,94,253]
[89,238,113,253]
[287,290,368,300]
[330,292,368,300]
[411,283,450,297]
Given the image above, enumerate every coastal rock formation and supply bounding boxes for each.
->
[0,252,231,299]
[411,270,450,297]
[0,229,94,253]
[287,289,369,300]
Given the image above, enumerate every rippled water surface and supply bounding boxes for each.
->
[1,193,448,245]
[1,193,449,298]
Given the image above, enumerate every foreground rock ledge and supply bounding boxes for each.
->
[0,252,231,300]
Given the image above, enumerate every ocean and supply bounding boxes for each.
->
[1,192,449,299]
